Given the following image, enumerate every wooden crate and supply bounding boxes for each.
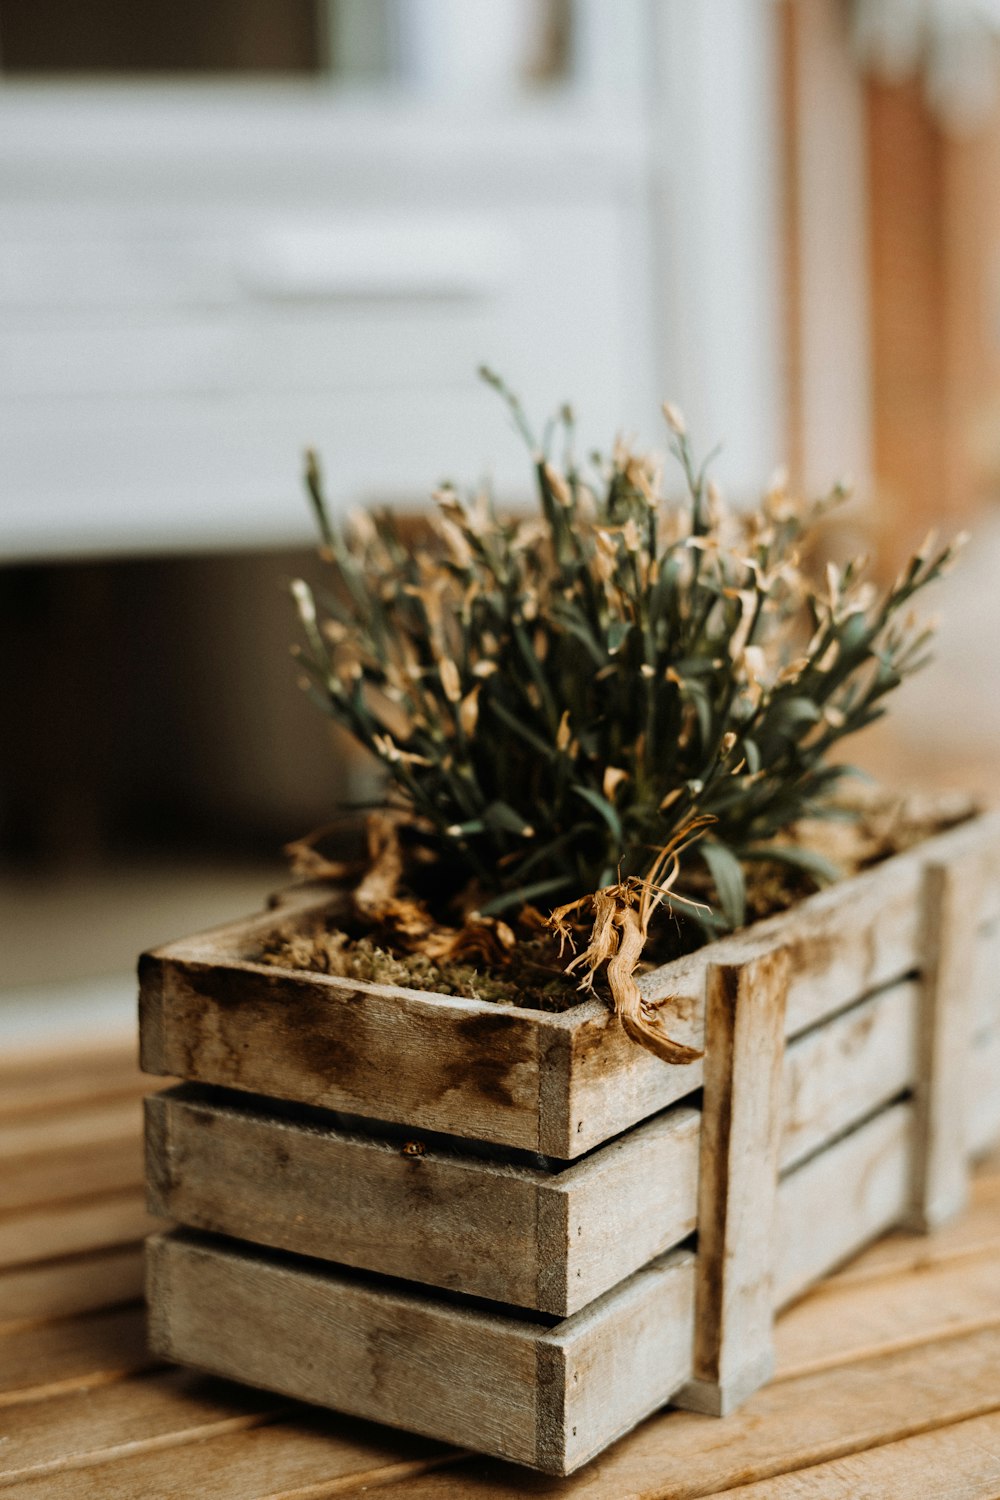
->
[141,812,1000,1473]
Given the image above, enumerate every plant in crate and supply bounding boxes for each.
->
[142,371,998,1475]
[286,368,962,1058]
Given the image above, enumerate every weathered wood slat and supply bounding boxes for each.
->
[969,918,1000,1038]
[967,1024,1000,1158]
[0,1369,278,1486]
[0,1190,160,1270]
[0,1098,145,1214]
[0,1244,145,1329]
[779,978,917,1172]
[0,1304,152,1405]
[820,1162,1000,1288]
[0,1044,145,1122]
[706,1408,1000,1498]
[144,976,921,1322]
[0,1416,454,1500]
[774,1101,914,1307]
[774,1237,1000,1381]
[146,1230,695,1475]
[354,1325,1000,1500]
[906,850,983,1230]
[145,1086,700,1317]
[139,813,1000,1160]
[678,951,789,1417]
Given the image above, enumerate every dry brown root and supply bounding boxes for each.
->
[548,817,712,1063]
[610,905,702,1064]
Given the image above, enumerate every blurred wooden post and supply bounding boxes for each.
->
[676,948,790,1416]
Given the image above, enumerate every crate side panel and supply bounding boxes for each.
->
[968,1025,1000,1157]
[971,919,1000,1040]
[141,957,544,1153]
[779,978,919,1172]
[146,1231,541,1466]
[549,1249,696,1475]
[774,1100,913,1307]
[145,1088,543,1309]
[558,999,703,1158]
[557,1106,700,1316]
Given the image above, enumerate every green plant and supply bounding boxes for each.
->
[290,371,960,1053]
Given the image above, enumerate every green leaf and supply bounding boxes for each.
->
[699,840,747,929]
[479,874,574,917]
[571,785,623,845]
[487,698,556,759]
[482,801,535,837]
[741,843,841,885]
[607,619,632,656]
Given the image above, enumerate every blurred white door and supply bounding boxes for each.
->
[0,0,783,561]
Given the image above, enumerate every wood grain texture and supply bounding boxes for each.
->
[906,852,982,1229]
[0,1043,145,1121]
[0,1244,145,1330]
[139,813,1000,1159]
[145,1086,699,1317]
[779,977,917,1171]
[146,1230,695,1475]
[10,1039,1000,1496]
[774,1101,914,1308]
[348,1324,1000,1499]
[0,1097,145,1214]
[0,1304,152,1405]
[708,1408,1000,1498]
[774,1236,1000,1380]
[0,1190,158,1270]
[0,1416,454,1500]
[677,950,789,1416]
[0,1368,278,1486]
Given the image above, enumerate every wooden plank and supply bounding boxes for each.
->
[0,1414,454,1500]
[140,813,1000,1160]
[147,1229,540,1468]
[967,1022,1000,1158]
[0,1304,151,1405]
[145,1086,699,1317]
[0,1190,159,1270]
[358,1324,1000,1499]
[822,1164,1000,1288]
[140,948,553,1156]
[969,917,1000,1037]
[677,950,789,1416]
[779,978,917,1171]
[706,1409,1000,1497]
[0,1097,145,1214]
[0,1368,279,1486]
[539,1253,695,1474]
[0,1244,145,1329]
[906,852,981,1229]
[146,1229,695,1475]
[774,1101,913,1307]
[555,1108,699,1316]
[774,1238,1000,1381]
[0,1043,145,1121]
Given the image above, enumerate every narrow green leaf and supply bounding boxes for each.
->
[571,785,623,844]
[698,840,747,930]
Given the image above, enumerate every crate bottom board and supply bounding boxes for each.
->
[146,1229,696,1475]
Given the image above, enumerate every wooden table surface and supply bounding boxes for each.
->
[5,1041,1000,1499]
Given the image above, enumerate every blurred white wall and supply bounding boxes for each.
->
[0,0,785,563]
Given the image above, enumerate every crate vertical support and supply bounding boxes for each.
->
[675,946,790,1416]
[905,850,982,1231]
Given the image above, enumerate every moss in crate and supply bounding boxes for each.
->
[258,922,583,1011]
[258,787,975,1010]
